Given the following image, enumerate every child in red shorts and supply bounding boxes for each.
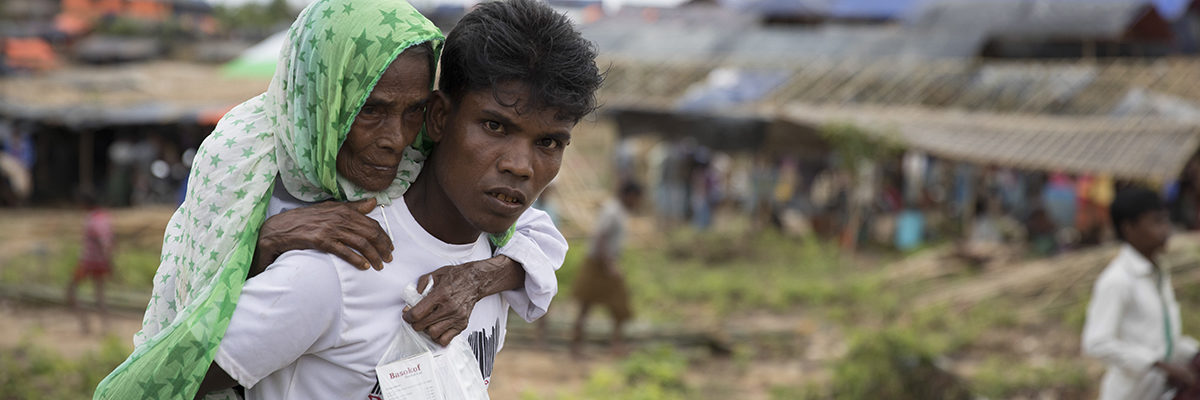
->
[66,193,113,334]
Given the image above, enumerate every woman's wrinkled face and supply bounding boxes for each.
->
[336,48,431,192]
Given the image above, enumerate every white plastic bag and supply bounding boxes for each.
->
[375,279,490,400]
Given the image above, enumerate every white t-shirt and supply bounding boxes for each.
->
[264,176,565,321]
[588,199,627,260]
[215,200,508,400]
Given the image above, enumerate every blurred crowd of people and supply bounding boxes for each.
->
[618,136,1200,260]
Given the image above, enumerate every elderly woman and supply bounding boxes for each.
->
[95,1,564,398]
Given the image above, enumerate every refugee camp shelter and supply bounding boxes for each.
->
[779,104,1200,183]
[908,0,1177,58]
[0,62,267,204]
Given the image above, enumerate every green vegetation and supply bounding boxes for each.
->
[0,243,162,294]
[818,122,903,174]
[537,346,692,400]
[971,356,1090,398]
[0,335,129,399]
[552,226,1125,399]
[607,229,898,322]
[826,328,971,400]
[11,217,1200,399]
[213,0,298,36]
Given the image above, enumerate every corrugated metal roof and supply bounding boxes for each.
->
[597,56,1200,118]
[597,56,1200,178]
[779,104,1200,182]
[907,0,1159,40]
[585,24,985,63]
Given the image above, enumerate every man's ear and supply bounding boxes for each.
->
[426,91,451,143]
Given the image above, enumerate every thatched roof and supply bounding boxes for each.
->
[597,55,1200,180]
[778,104,1200,182]
[0,62,267,128]
[597,57,1200,119]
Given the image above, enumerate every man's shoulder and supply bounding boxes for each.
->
[1094,256,1135,292]
[599,199,625,220]
[261,249,347,295]
[273,249,339,268]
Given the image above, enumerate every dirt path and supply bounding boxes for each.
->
[911,232,1200,310]
[0,300,143,359]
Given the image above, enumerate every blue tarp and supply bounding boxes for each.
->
[676,68,792,112]
[718,0,922,20]
[1152,0,1192,19]
[908,0,1192,21]
[829,0,919,19]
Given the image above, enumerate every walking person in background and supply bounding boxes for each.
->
[66,193,113,334]
[1083,187,1199,399]
[572,180,643,357]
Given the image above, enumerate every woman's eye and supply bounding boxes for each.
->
[360,106,380,116]
[484,121,503,132]
[404,107,424,121]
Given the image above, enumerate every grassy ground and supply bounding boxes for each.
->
[0,335,129,399]
[6,203,1200,399]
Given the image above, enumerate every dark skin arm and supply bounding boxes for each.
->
[1158,360,1199,388]
[253,200,528,346]
[251,198,393,278]
[194,363,236,399]
[404,255,526,346]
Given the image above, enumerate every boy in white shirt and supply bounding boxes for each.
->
[1084,187,1199,400]
[571,180,643,356]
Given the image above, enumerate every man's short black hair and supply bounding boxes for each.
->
[439,0,603,123]
[1110,187,1166,241]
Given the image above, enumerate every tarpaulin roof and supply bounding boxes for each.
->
[907,0,1168,41]
[779,104,1200,182]
[829,0,919,19]
[0,62,267,129]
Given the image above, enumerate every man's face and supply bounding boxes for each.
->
[428,81,574,234]
[1125,209,1171,257]
[336,49,431,192]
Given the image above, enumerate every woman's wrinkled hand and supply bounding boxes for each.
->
[254,198,393,276]
[404,256,523,346]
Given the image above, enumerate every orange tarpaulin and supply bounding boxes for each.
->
[54,13,92,36]
[197,105,236,126]
[127,0,169,21]
[4,38,59,71]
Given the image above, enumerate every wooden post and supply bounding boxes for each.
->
[961,164,976,236]
[79,130,93,197]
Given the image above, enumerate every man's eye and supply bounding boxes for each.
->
[484,121,503,132]
[537,138,561,149]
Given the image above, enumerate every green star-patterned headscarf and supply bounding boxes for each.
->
[95,1,443,398]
